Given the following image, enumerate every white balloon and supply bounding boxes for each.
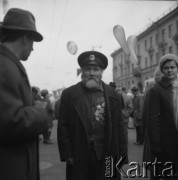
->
[127,35,138,64]
[113,25,130,55]
[67,41,78,55]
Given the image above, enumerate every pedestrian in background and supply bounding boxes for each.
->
[118,87,133,155]
[109,83,125,110]
[32,86,42,103]
[109,81,116,89]
[131,85,144,145]
[41,89,54,144]
[54,98,61,120]
[57,51,127,180]
[0,8,50,180]
[146,54,178,180]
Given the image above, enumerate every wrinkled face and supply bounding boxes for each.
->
[162,60,178,81]
[21,34,34,61]
[81,65,103,89]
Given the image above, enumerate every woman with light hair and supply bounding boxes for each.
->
[145,54,178,180]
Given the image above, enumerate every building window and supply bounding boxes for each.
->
[155,33,158,45]
[138,56,141,67]
[128,64,130,73]
[156,52,159,64]
[145,57,148,67]
[121,54,123,61]
[150,55,153,67]
[177,20,178,33]
[121,68,123,76]
[162,49,165,55]
[117,59,120,66]
[132,64,134,72]
[137,44,140,54]
[128,81,130,89]
[145,39,147,50]
[168,24,172,38]
[150,36,153,47]
[169,46,173,53]
[162,29,165,41]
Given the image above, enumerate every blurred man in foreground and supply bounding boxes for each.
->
[0,8,50,180]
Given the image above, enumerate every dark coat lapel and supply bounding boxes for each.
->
[70,82,89,139]
[103,82,112,150]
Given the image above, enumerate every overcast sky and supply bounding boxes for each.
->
[1,0,177,91]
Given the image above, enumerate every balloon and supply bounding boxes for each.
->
[127,35,138,64]
[67,41,78,55]
[113,25,130,55]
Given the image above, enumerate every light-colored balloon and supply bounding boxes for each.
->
[113,25,130,55]
[127,35,138,64]
[67,41,78,55]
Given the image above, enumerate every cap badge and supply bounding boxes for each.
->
[89,55,95,61]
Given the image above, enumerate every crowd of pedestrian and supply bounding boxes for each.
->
[1,7,178,180]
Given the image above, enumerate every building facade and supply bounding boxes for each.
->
[111,5,178,92]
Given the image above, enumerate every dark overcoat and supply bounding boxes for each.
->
[57,82,127,180]
[142,83,156,164]
[0,45,50,180]
[147,77,178,178]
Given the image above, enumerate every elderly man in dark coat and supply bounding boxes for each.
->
[146,54,178,180]
[0,8,50,180]
[57,51,127,180]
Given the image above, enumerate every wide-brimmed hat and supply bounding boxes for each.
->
[78,51,108,69]
[159,54,178,72]
[1,8,43,42]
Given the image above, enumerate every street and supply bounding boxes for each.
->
[40,120,150,180]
